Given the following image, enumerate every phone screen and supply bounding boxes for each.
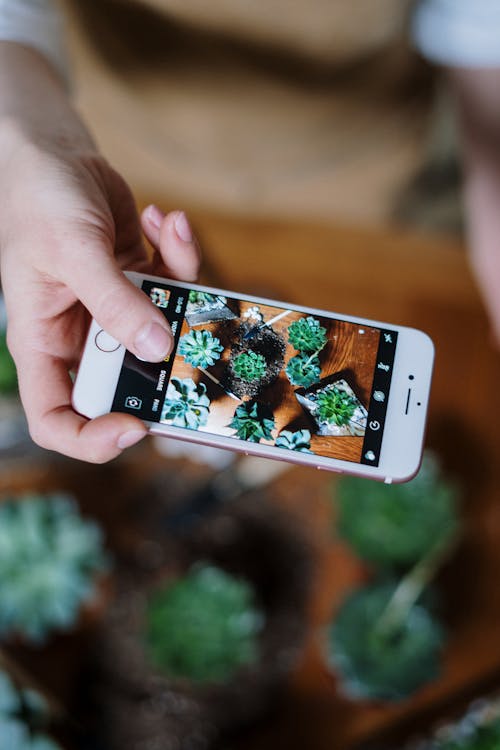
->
[111,281,397,467]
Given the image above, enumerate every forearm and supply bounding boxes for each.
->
[450,68,500,341]
[0,41,95,154]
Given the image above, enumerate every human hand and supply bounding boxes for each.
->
[0,125,200,462]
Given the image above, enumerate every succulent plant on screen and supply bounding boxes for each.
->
[145,564,264,683]
[178,329,224,369]
[188,291,221,307]
[228,401,275,443]
[275,429,312,453]
[335,452,460,569]
[285,353,321,388]
[232,351,267,382]
[0,493,108,643]
[0,669,62,749]
[288,316,327,354]
[161,377,211,429]
[0,331,17,395]
[315,385,357,427]
[329,581,444,701]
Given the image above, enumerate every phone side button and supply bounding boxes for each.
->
[95,329,121,353]
[317,466,342,473]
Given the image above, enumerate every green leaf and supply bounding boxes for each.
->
[329,581,444,701]
[145,564,264,683]
[315,385,357,426]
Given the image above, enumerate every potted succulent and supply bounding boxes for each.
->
[224,321,286,399]
[89,476,312,750]
[327,453,461,701]
[295,375,368,437]
[0,492,109,645]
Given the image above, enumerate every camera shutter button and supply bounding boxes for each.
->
[95,329,121,353]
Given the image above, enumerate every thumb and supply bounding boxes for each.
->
[70,248,173,362]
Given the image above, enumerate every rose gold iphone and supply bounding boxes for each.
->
[72,272,434,482]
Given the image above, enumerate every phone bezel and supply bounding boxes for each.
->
[72,272,434,482]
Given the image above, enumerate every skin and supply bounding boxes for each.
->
[449,68,500,346]
[0,43,200,462]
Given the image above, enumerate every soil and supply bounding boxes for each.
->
[224,323,286,399]
[86,488,313,750]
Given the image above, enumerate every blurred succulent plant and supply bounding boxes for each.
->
[161,377,211,429]
[315,385,357,426]
[0,330,17,395]
[275,429,312,453]
[145,564,264,683]
[288,316,327,354]
[434,720,500,750]
[178,329,224,369]
[228,401,275,443]
[285,353,321,388]
[0,669,62,749]
[329,580,444,701]
[0,493,108,643]
[335,452,460,568]
[232,351,267,382]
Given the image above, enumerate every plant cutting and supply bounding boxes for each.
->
[329,580,444,701]
[228,401,275,443]
[287,316,327,354]
[335,452,460,568]
[0,493,108,643]
[178,329,224,369]
[146,563,264,683]
[285,352,321,388]
[161,377,211,429]
[275,429,312,453]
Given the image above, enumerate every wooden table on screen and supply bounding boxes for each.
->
[167,210,500,750]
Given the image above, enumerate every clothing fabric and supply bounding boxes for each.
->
[1,0,499,75]
[412,0,500,67]
[0,0,68,81]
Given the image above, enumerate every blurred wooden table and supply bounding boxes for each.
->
[165,210,500,749]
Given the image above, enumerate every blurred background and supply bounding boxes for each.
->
[2,2,500,750]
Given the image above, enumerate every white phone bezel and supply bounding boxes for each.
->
[72,272,434,483]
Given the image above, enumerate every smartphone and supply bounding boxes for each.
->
[72,272,434,483]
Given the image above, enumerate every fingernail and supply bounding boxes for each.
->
[117,429,145,451]
[147,204,165,229]
[135,321,172,361]
[174,211,193,243]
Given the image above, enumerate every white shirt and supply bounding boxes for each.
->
[0,0,68,80]
[1,0,500,77]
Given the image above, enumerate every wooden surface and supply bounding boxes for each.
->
[164,210,500,749]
